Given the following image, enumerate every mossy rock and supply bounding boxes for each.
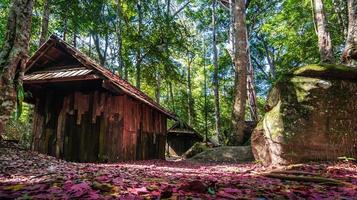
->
[182,142,210,159]
[189,146,254,163]
[252,64,357,166]
[293,64,357,80]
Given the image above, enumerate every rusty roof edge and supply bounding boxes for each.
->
[167,121,202,139]
[26,67,90,74]
[49,35,177,120]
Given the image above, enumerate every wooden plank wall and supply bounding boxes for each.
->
[31,90,167,162]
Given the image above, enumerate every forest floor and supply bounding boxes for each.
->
[0,142,356,199]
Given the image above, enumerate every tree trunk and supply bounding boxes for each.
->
[124,65,128,80]
[39,0,50,46]
[212,0,222,143]
[136,0,143,89]
[247,37,258,122]
[63,10,67,41]
[332,0,348,39]
[202,39,208,142]
[187,58,194,126]
[342,0,357,66]
[89,34,92,56]
[155,72,161,104]
[169,82,175,112]
[227,0,235,59]
[260,36,276,78]
[116,0,124,77]
[313,0,335,63]
[93,34,108,67]
[73,23,77,48]
[232,0,248,145]
[0,0,33,137]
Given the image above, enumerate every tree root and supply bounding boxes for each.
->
[30,172,56,180]
[269,170,320,176]
[262,172,353,187]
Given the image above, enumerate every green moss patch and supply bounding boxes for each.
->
[293,64,357,80]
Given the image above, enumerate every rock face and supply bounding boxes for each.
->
[182,142,210,159]
[252,64,357,166]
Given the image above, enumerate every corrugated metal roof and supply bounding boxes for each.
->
[24,67,93,81]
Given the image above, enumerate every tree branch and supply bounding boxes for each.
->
[172,1,190,18]
[251,56,270,80]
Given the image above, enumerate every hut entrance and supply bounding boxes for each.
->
[33,92,64,157]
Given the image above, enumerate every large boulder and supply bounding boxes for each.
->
[189,146,254,163]
[252,64,357,166]
[182,142,210,159]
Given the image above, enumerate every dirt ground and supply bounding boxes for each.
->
[0,142,356,199]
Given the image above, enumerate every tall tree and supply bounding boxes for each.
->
[342,0,357,66]
[212,0,222,143]
[115,0,124,77]
[155,69,161,104]
[232,0,248,145]
[136,0,143,89]
[186,53,195,126]
[93,33,109,66]
[312,0,335,63]
[39,0,50,46]
[202,39,208,142]
[332,0,348,39]
[0,0,33,137]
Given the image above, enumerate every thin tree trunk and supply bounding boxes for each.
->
[342,0,357,66]
[247,50,258,122]
[202,39,208,143]
[313,0,335,63]
[260,36,276,78]
[246,30,258,122]
[187,58,194,126]
[124,64,128,80]
[116,0,124,77]
[39,0,50,46]
[169,82,175,112]
[73,23,77,48]
[136,0,143,89]
[89,34,92,57]
[103,34,109,65]
[93,33,109,67]
[232,0,248,145]
[63,9,67,41]
[0,0,33,137]
[212,0,222,143]
[135,61,141,89]
[155,72,161,104]
[227,0,235,59]
[332,0,348,39]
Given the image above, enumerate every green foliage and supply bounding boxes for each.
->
[0,0,10,47]
[0,0,350,144]
[4,103,33,149]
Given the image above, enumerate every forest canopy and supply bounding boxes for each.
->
[0,0,354,145]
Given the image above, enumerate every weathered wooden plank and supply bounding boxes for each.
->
[92,91,99,123]
[98,114,106,161]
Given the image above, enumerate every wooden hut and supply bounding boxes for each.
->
[167,122,203,156]
[24,35,175,162]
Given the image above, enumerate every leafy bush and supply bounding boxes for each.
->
[4,103,33,149]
